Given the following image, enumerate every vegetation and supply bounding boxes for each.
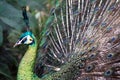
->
[0,0,57,80]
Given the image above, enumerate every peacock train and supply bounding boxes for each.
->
[14,0,120,80]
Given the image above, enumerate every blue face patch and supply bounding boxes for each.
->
[18,31,35,45]
[19,31,33,40]
[21,37,27,44]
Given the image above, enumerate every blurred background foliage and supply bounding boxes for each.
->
[0,0,61,80]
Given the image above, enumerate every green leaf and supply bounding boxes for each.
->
[0,17,23,30]
[18,0,46,10]
[0,1,21,18]
[0,1,24,30]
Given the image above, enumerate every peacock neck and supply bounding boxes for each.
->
[17,40,39,80]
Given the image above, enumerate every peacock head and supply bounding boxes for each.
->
[14,31,36,47]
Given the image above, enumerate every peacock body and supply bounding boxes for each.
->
[14,0,120,80]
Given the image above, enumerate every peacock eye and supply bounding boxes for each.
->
[104,69,113,77]
[85,64,95,72]
[106,53,115,59]
[79,62,85,69]
[89,53,97,59]
[29,38,33,41]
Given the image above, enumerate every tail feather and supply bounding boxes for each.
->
[35,0,120,79]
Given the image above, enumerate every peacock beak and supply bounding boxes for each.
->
[13,40,22,47]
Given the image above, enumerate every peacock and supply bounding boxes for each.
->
[14,0,120,80]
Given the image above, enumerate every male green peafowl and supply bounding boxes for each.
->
[14,0,120,80]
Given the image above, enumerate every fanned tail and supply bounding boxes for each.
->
[36,0,120,79]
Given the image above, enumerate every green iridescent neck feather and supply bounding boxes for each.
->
[16,0,120,79]
[17,32,39,80]
[16,32,83,80]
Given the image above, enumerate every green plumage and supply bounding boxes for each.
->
[16,32,82,80]
[16,0,120,80]
[17,33,39,80]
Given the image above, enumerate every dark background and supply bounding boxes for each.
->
[0,0,55,80]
